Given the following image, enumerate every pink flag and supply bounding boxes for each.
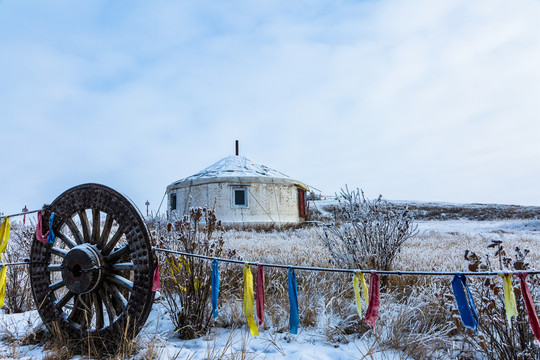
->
[256,265,265,326]
[35,211,49,244]
[152,257,161,291]
[517,272,540,342]
[365,272,380,327]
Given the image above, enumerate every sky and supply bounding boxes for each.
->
[1,0,540,216]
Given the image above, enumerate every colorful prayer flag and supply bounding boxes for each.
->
[517,272,540,342]
[353,272,367,317]
[499,273,517,324]
[243,263,259,336]
[0,265,7,308]
[451,274,478,331]
[152,257,161,291]
[288,267,299,334]
[0,217,10,260]
[212,259,220,319]
[35,211,49,244]
[365,272,380,327]
[256,265,265,326]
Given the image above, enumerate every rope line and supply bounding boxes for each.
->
[0,246,537,278]
[152,247,540,277]
[0,260,31,267]
[0,208,42,220]
[156,189,167,215]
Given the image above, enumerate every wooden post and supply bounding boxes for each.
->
[22,205,28,225]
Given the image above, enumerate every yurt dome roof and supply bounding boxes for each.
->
[167,155,308,190]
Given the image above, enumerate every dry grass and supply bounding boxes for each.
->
[399,224,540,271]
[216,221,540,357]
[2,218,539,358]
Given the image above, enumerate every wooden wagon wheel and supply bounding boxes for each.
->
[29,184,155,351]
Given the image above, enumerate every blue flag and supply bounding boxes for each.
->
[452,273,478,331]
[288,267,299,334]
[211,259,220,319]
[47,212,56,244]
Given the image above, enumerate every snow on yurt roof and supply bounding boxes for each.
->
[168,155,307,189]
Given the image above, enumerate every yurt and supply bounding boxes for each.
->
[166,153,308,228]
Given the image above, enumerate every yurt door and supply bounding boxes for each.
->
[297,188,306,219]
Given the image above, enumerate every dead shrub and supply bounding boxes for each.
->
[157,208,235,339]
[320,187,417,273]
[456,240,540,359]
[2,222,34,313]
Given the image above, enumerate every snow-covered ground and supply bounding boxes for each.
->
[1,218,539,359]
[0,301,398,360]
[136,302,400,360]
[416,219,540,233]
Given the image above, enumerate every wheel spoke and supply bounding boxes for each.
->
[49,280,65,292]
[102,227,124,255]
[111,285,128,309]
[106,274,133,292]
[56,231,77,249]
[79,295,92,330]
[47,264,63,272]
[99,287,116,326]
[50,247,67,258]
[55,291,75,309]
[105,245,130,264]
[65,217,84,245]
[91,209,100,244]
[111,262,135,271]
[68,297,83,324]
[94,293,105,330]
[105,283,128,314]
[98,214,114,249]
[78,211,91,243]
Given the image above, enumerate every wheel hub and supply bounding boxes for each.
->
[61,244,104,294]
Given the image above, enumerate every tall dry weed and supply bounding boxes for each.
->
[2,222,34,313]
[156,208,236,339]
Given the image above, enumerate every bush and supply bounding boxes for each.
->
[156,208,235,339]
[458,241,540,359]
[319,187,417,272]
[3,222,34,313]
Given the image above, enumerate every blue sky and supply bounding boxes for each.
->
[1,0,540,215]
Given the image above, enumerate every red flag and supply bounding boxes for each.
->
[365,272,380,327]
[152,257,161,291]
[517,273,540,342]
[256,265,265,326]
[35,211,49,244]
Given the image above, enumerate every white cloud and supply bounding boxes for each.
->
[1,0,540,216]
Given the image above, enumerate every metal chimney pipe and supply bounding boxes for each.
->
[235,140,239,156]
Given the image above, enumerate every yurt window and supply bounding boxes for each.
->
[170,193,177,210]
[232,187,248,207]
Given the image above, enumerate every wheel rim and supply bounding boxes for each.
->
[29,184,155,347]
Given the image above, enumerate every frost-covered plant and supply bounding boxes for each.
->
[3,222,33,313]
[379,284,454,358]
[457,240,540,359]
[320,187,417,272]
[156,208,235,339]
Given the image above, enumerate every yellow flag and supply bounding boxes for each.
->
[0,217,10,259]
[353,272,362,317]
[360,272,369,306]
[0,265,7,308]
[354,272,369,317]
[243,263,259,336]
[499,273,518,324]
